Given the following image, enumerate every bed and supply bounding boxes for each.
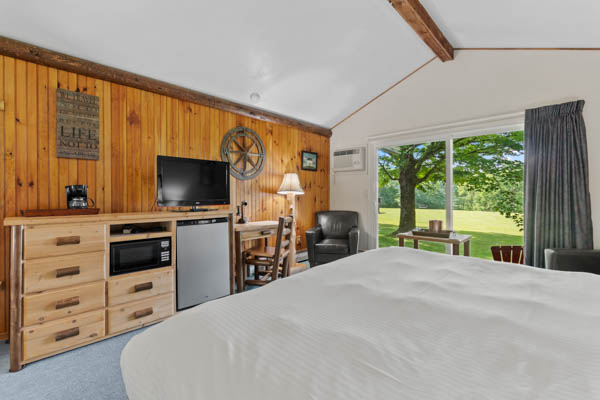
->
[121,247,600,399]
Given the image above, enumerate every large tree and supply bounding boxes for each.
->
[378,132,524,234]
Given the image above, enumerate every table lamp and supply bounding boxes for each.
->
[278,173,304,270]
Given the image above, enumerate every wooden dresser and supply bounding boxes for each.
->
[5,210,234,371]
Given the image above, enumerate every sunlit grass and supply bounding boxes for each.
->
[378,208,523,260]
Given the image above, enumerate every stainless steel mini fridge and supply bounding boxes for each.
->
[176,218,230,310]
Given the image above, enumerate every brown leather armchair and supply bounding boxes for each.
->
[306,211,359,267]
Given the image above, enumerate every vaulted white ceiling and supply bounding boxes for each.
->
[3,1,598,129]
[420,0,600,48]
[0,0,434,128]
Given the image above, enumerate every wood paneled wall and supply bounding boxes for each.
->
[0,55,330,339]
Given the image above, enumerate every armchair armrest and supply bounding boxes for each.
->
[305,226,323,266]
[348,227,360,255]
[545,249,600,274]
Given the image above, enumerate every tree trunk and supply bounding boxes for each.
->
[394,178,417,235]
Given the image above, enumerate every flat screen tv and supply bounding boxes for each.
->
[157,156,230,208]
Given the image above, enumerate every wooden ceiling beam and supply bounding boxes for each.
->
[0,36,332,137]
[389,0,454,62]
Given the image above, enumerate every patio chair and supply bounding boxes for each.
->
[491,245,524,264]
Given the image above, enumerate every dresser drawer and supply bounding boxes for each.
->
[107,293,174,334]
[23,281,105,326]
[23,309,105,361]
[24,224,106,260]
[23,251,106,294]
[107,268,174,306]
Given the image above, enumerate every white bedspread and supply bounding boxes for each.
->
[121,247,600,399]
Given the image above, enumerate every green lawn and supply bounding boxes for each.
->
[378,208,523,260]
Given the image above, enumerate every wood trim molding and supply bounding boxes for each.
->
[456,48,600,51]
[0,36,332,137]
[332,56,437,129]
[389,0,454,62]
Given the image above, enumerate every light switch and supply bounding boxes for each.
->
[0,101,4,111]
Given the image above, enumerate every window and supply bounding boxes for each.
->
[377,131,524,260]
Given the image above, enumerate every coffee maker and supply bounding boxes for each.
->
[65,185,95,209]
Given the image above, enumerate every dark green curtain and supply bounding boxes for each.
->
[524,100,594,267]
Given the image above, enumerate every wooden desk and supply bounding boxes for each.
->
[397,231,472,256]
[234,221,279,293]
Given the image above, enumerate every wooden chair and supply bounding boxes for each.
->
[491,245,524,264]
[243,216,293,290]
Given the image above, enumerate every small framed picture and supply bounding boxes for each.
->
[301,151,318,171]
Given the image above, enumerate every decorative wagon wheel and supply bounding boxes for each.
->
[221,126,266,180]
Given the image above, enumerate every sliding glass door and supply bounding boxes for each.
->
[452,132,524,259]
[377,131,524,260]
[378,141,447,254]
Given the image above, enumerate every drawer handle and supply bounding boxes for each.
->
[55,327,80,342]
[55,296,80,310]
[134,282,153,293]
[56,266,81,278]
[133,307,153,319]
[261,230,272,235]
[56,236,81,246]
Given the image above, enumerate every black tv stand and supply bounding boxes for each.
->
[191,206,213,212]
[171,206,216,212]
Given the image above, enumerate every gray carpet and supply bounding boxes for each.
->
[0,328,145,400]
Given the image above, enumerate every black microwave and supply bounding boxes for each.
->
[110,237,171,276]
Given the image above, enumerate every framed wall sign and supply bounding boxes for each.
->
[301,151,318,171]
[56,88,100,160]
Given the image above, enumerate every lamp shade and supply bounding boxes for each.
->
[277,173,304,195]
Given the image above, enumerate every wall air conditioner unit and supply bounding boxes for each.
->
[333,147,366,172]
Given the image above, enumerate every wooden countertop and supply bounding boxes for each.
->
[4,209,234,226]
